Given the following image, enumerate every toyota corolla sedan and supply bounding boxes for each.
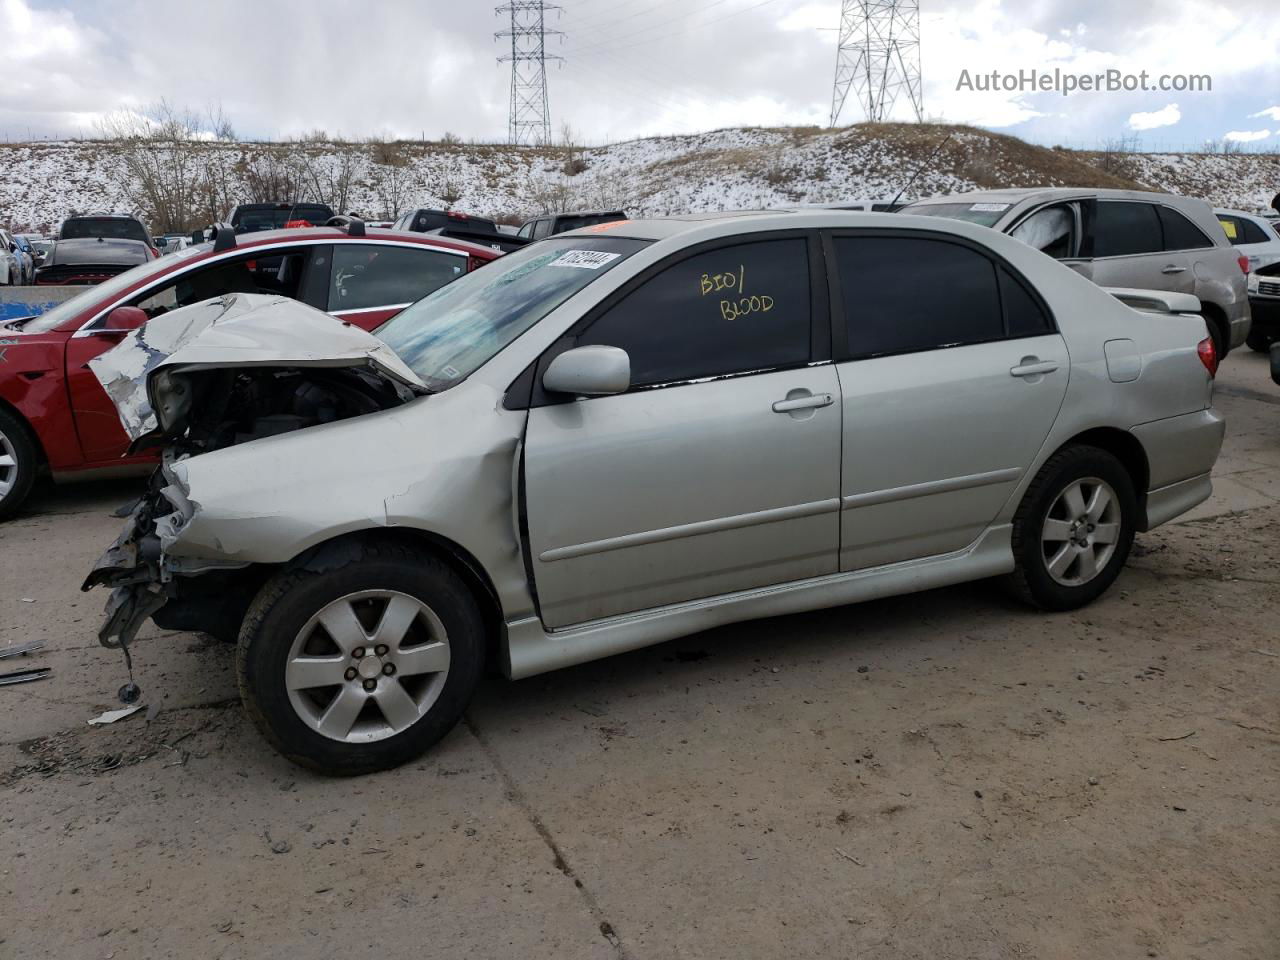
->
[85,211,1225,775]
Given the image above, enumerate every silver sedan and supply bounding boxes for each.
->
[87,211,1226,774]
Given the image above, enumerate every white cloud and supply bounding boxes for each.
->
[1128,103,1181,130]
[1223,128,1272,142]
[1250,106,1280,122]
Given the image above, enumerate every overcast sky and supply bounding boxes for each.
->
[3,0,1278,149]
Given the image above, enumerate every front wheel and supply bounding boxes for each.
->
[1007,445,1136,611]
[237,541,486,775]
[0,407,38,521]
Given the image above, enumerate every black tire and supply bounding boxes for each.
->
[0,406,39,521]
[1246,330,1274,353]
[236,540,486,775]
[1006,445,1137,611]
[1207,317,1229,361]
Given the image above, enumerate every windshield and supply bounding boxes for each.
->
[900,202,1012,227]
[60,218,150,242]
[376,236,649,389]
[17,243,211,333]
[233,206,333,232]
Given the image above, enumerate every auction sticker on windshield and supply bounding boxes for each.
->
[970,203,1011,212]
[549,250,622,269]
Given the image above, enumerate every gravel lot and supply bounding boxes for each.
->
[2,351,1277,960]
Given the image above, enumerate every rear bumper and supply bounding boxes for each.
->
[1131,408,1225,530]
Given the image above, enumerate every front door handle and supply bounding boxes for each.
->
[772,392,834,413]
[1161,264,1187,274]
[1010,359,1059,378]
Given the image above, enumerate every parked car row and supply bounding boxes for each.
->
[1,180,1266,775]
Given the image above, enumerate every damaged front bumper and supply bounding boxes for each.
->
[82,456,245,652]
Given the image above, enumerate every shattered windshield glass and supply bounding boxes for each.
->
[375,235,649,390]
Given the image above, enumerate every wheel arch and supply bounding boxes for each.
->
[0,396,48,468]
[287,527,508,669]
[1051,426,1151,525]
[1196,300,1230,356]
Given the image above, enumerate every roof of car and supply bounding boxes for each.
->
[557,209,894,241]
[215,226,501,258]
[906,187,1201,207]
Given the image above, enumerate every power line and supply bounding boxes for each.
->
[496,1,564,146]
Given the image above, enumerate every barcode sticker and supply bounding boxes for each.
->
[549,250,621,269]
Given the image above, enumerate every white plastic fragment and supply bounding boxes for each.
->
[87,704,145,726]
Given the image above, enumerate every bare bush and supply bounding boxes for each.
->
[97,100,234,233]
[1202,138,1245,156]
[369,142,418,218]
[1097,135,1142,175]
[297,138,363,214]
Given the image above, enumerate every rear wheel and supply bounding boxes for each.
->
[1007,445,1136,611]
[0,408,38,521]
[237,541,485,775]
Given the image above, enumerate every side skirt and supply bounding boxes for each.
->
[503,524,1014,679]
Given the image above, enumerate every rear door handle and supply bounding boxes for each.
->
[1161,264,1187,274]
[1010,360,1059,378]
[772,393,833,413]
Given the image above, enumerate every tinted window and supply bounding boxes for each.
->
[232,205,334,232]
[554,213,625,233]
[1010,204,1075,258]
[1000,268,1053,338]
[1093,202,1162,257]
[532,219,553,240]
[578,238,811,387]
[835,236,1002,358]
[1157,206,1213,251]
[1238,217,1270,245]
[60,218,149,243]
[328,245,465,312]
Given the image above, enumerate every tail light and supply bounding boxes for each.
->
[1237,253,1250,275]
[466,255,487,272]
[1197,336,1218,378]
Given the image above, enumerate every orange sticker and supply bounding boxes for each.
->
[586,219,631,233]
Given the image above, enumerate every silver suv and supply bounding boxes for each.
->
[902,188,1251,355]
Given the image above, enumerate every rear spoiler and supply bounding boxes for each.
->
[1104,287,1203,315]
[424,227,529,254]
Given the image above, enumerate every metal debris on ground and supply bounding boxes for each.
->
[0,666,52,686]
[87,704,145,726]
[0,639,46,659]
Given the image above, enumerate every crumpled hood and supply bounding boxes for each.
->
[89,292,428,441]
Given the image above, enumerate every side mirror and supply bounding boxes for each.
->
[543,345,630,397]
[103,306,148,333]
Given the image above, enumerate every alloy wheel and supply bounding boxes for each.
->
[1040,476,1122,587]
[285,590,452,743]
[0,428,17,500]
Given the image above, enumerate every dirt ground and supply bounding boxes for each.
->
[1,351,1277,960]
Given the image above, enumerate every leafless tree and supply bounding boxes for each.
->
[368,141,418,219]
[297,138,364,215]
[97,100,233,233]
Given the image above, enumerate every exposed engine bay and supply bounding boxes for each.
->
[80,293,429,698]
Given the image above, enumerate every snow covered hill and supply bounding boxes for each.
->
[2,124,1277,232]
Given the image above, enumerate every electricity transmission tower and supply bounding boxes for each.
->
[495,2,563,146]
[829,0,923,126]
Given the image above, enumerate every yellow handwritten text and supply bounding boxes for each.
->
[719,295,774,321]
[700,265,746,297]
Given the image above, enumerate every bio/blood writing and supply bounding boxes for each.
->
[700,264,774,321]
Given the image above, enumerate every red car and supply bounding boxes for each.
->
[0,222,498,518]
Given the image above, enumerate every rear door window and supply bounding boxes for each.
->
[327,244,466,312]
[1238,217,1270,245]
[833,236,1006,358]
[1093,202,1163,257]
[532,219,553,240]
[577,238,812,387]
[1157,206,1213,251]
